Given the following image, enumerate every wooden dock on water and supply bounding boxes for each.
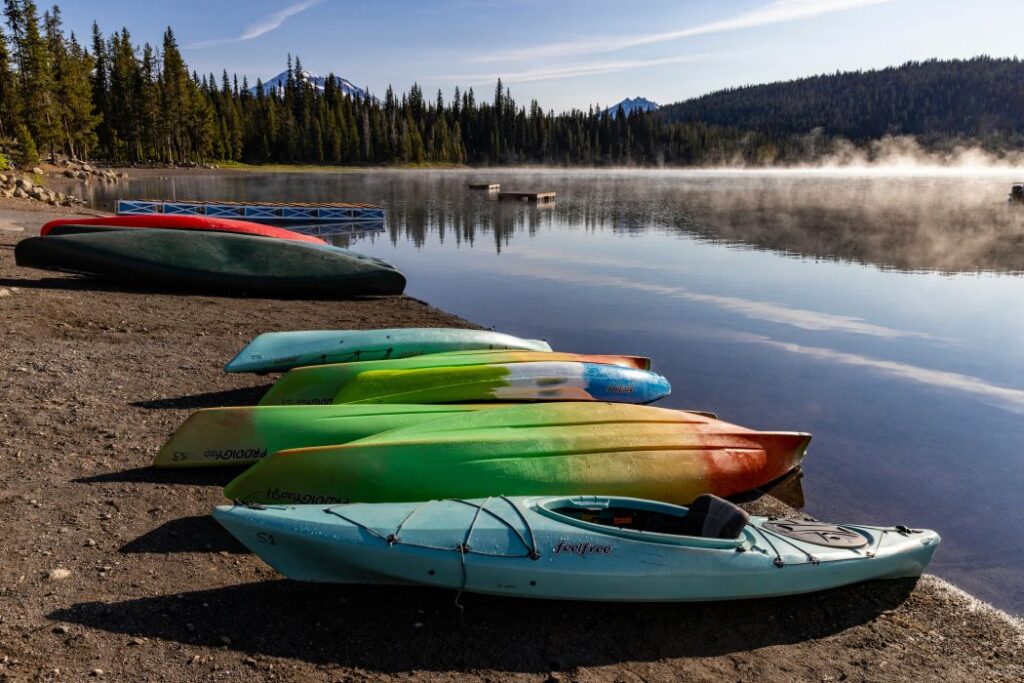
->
[497,191,556,203]
[468,182,500,191]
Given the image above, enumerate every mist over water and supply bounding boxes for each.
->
[733,133,1024,173]
[73,168,1024,614]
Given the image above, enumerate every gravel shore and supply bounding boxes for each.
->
[1,206,1022,682]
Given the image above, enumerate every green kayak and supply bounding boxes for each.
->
[223,403,810,505]
[14,229,405,297]
[258,349,653,405]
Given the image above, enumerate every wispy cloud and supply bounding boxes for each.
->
[490,258,934,339]
[187,0,324,49]
[432,54,713,85]
[735,333,1024,413]
[474,0,894,63]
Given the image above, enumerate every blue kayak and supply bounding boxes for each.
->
[213,495,939,602]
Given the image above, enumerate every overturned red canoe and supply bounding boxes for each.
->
[40,215,326,244]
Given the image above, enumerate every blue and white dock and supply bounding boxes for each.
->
[116,199,385,223]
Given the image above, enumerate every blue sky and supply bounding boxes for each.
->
[54,0,1024,110]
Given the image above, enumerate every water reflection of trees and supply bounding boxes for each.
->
[669,178,1024,274]
[373,174,1024,273]
[69,171,1024,273]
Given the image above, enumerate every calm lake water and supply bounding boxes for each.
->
[69,169,1024,614]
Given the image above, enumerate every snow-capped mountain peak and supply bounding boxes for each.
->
[251,69,371,100]
[606,97,660,116]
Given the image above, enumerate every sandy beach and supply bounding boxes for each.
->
[1,204,1022,682]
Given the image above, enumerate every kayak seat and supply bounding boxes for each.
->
[553,496,748,539]
[676,495,750,539]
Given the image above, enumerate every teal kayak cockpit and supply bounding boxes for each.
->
[534,495,749,549]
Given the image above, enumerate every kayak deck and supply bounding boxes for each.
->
[213,495,940,601]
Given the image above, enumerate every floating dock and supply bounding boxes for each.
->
[468,183,500,191]
[116,199,385,223]
[497,191,556,203]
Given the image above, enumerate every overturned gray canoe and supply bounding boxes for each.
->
[15,229,406,297]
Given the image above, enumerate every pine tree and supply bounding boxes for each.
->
[90,21,111,154]
[54,32,99,159]
[15,121,37,166]
[6,0,58,158]
[43,8,97,159]
[159,27,191,161]
[137,43,159,158]
[108,28,144,160]
[4,0,25,75]
[0,26,19,139]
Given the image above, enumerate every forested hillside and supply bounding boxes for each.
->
[0,0,765,167]
[1,0,1021,168]
[660,57,1024,146]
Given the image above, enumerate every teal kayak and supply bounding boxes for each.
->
[225,328,553,373]
[213,495,940,602]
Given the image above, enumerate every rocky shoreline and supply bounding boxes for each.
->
[0,172,82,208]
[0,208,1022,682]
[55,159,129,185]
[0,157,131,213]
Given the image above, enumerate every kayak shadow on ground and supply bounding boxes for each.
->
[120,515,249,555]
[49,577,919,671]
[131,385,273,410]
[0,274,170,294]
[74,466,238,487]
[0,275,402,300]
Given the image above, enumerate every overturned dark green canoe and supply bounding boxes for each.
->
[15,229,405,297]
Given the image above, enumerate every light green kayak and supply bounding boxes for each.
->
[226,328,553,373]
[153,403,497,468]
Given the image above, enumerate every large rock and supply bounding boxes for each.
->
[15,178,31,190]
[31,166,43,175]
[63,169,76,178]
[13,187,27,198]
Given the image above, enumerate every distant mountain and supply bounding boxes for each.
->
[659,57,1024,141]
[606,97,659,116]
[251,69,371,100]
